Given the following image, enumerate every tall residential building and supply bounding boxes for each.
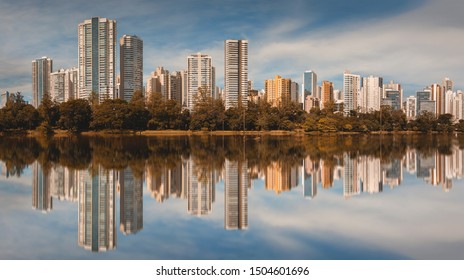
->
[431,83,443,115]
[49,67,79,103]
[443,77,453,93]
[406,96,417,120]
[187,53,214,111]
[224,39,248,109]
[120,35,143,102]
[146,67,170,99]
[224,160,248,230]
[359,75,383,113]
[343,71,361,115]
[290,82,299,103]
[264,75,292,107]
[78,17,116,103]
[32,57,53,108]
[170,71,183,105]
[303,70,317,112]
[1,91,10,108]
[321,80,334,109]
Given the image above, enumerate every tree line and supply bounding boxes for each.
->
[0,91,463,133]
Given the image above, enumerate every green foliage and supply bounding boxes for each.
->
[147,93,186,130]
[38,93,60,127]
[190,88,225,130]
[59,99,92,133]
[0,92,40,130]
[91,99,131,130]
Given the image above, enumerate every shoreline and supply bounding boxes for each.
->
[0,129,457,137]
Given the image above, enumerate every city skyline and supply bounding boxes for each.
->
[1,0,463,103]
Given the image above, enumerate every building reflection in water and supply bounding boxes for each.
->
[265,161,300,195]
[21,135,464,254]
[118,168,143,235]
[187,158,215,216]
[77,166,116,252]
[224,159,249,230]
[32,162,52,212]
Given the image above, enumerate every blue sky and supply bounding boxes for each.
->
[1,0,463,102]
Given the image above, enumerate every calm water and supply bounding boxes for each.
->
[1,134,463,260]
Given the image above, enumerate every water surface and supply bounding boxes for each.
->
[0,134,463,259]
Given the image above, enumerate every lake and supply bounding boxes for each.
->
[0,134,463,259]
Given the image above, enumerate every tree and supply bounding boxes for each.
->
[59,99,92,132]
[91,99,131,130]
[189,87,225,130]
[0,92,40,130]
[127,91,150,131]
[37,93,60,127]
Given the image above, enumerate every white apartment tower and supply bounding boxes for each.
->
[359,75,383,113]
[32,57,53,108]
[49,67,79,103]
[343,71,361,115]
[120,35,143,102]
[187,53,214,111]
[224,39,248,109]
[78,17,116,103]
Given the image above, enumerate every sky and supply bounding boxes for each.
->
[1,0,463,102]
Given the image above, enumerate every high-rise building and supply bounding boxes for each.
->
[224,39,248,109]
[359,75,383,113]
[32,57,53,108]
[443,77,453,93]
[303,70,317,112]
[187,53,214,111]
[290,82,299,103]
[120,35,143,102]
[343,71,361,115]
[431,83,443,115]
[49,67,79,103]
[321,80,334,109]
[1,91,11,108]
[264,75,292,107]
[406,96,417,120]
[146,66,170,99]
[78,17,116,103]
[170,71,183,105]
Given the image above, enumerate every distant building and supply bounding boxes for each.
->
[49,67,78,103]
[343,71,361,115]
[383,89,402,111]
[359,75,383,113]
[265,75,291,107]
[320,80,334,109]
[1,91,11,108]
[406,96,417,120]
[120,35,143,102]
[187,53,214,111]
[303,70,317,112]
[32,56,53,108]
[290,81,299,103]
[146,67,170,99]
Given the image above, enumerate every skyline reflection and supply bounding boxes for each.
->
[1,135,464,254]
